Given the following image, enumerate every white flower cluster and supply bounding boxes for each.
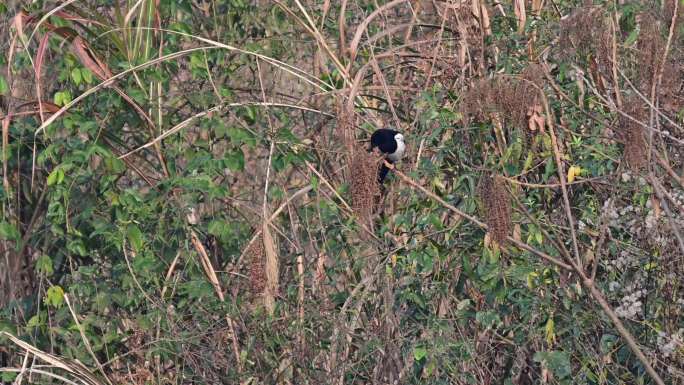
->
[657,329,684,358]
[615,289,646,319]
[605,250,640,272]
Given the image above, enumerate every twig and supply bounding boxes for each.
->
[648,174,684,256]
[63,295,114,385]
[540,92,583,269]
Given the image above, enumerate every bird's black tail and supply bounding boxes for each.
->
[378,163,390,184]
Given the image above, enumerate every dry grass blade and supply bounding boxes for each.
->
[347,0,409,66]
[63,295,114,385]
[118,102,330,159]
[190,230,224,301]
[0,332,105,385]
[34,45,214,136]
[34,32,51,123]
[541,92,582,268]
[262,222,279,314]
[26,0,79,43]
[514,0,527,33]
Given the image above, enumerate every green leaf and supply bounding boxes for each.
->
[475,310,501,329]
[81,68,94,84]
[1,372,17,383]
[47,168,64,186]
[36,255,54,276]
[27,314,42,328]
[0,75,8,95]
[624,28,640,46]
[127,225,144,252]
[413,346,427,361]
[45,285,65,308]
[225,150,244,171]
[0,221,20,241]
[68,239,87,256]
[53,91,72,106]
[533,351,571,380]
[71,68,82,85]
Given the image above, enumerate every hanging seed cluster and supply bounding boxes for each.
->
[248,235,266,296]
[559,7,611,74]
[635,12,684,113]
[620,97,647,171]
[351,148,381,222]
[480,174,512,245]
[461,68,542,130]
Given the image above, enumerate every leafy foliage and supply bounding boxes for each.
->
[1,1,683,385]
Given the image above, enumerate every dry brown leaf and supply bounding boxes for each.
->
[514,0,527,33]
[262,222,279,314]
[651,195,661,218]
[527,105,545,132]
[532,0,544,16]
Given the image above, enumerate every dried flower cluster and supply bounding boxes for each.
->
[634,11,683,112]
[461,67,543,131]
[351,148,381,223]
[559,7,611,74]
[248,235,266,296]
[480,174,511,245]
[620,97,647,170]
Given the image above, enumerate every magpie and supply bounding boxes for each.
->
[369,128,406,183]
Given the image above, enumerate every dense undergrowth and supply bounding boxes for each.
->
[1,0,683,384]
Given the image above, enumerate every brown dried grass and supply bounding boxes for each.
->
[559,7,611,74]
[480,174,512,245]
[351,148,381,223]
[636,13,665,93]
[461,65,542,130]
[248,234,266,296]
[620,97,647,171]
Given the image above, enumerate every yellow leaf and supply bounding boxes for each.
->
[545,317,556,345]
[567,165,582,183]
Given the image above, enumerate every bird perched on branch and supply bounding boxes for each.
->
[369,128,406,183]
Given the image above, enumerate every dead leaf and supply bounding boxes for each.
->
[527,105,545,132]
[651,195,661,218]
[514,0,527,33]
[262,222,279,315]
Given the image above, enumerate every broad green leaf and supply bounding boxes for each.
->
[225,150,244,171]
[533,351,571,380]
[47,168,64,186]
[71,68,82,85]
[27,314,42,328]
[45,285,65,308]
[36,255,53,276]
[0,221,20,241]
[81,68,94,84]
[127,225,144,252]
[413,346,427,361]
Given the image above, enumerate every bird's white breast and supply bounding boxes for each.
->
[387,139,405,162]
